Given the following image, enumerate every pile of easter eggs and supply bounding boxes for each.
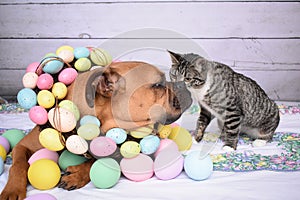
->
[12,45,214,191]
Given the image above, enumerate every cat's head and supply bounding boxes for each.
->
[168,50,209,89]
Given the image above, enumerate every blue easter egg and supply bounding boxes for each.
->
[106,128,127,144]
[17,88,37,109]
[184,151,213,181]
[140,135,160,155]
[0,157,4,175]
[74,47,90,59]
[80,115,101,127]
[42,57,64,74]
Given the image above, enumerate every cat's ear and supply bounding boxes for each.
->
[167,50,182,64]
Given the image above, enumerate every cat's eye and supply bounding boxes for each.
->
[184,77,192,82]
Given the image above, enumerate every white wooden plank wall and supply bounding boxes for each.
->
[0,0,299,101]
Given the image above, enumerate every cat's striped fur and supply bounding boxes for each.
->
[168,51,280,149]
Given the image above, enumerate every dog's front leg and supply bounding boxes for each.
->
[0,145,31,200]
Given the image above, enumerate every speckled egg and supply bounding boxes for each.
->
[48,107,77,132]
[22,72,39,89]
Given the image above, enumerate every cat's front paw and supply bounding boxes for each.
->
[222,145,235,152]
[252,139,267,147]
[194,130,204,142]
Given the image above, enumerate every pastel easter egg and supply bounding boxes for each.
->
[28,148,59,165]
[77,124,100,140]
[0,145,6,161]
[17,88,37,109]
[158,124,172,139]
[154,149,184,180]
[22,72,39,89]
[74,57,91,72]
[89,136,117,157]
[184,151,213,181]
[106,128,127,144]
[90,48,112,66]
[58,100,80,121]
[0,157,4,175]
[48,108,77,132]
[58,68,78,85]
[52,82,67,100]
[130,125,154,139]
[74,47,90,59]
[79,115,101,127]
[120,153,154,182]
[2,129,25,149]
[57,49,74,63]
[28,159,61,190]
[90,158,121,189]
[120,141,141,158]
[36,73,54,90]
[26,62,40,73]
[29,106,48,125]
[25,193,57,200]
[42,58,64,74]
[154,139,178,157]
[0,136,10,153]
[168,126,192,152]
[65,135,88,155]
[39,128,65,151]
[58,150,88,171]
[140,135,160,155]
[37,90,55,109]
[56,45,74,55]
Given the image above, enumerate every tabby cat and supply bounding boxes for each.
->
[168,51,280,150]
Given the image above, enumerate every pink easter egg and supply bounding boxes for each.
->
[90,136,117,157]
[58,68,78,85]
[120,153,154,182]
[26,62,40,73]
[154,139,178,158]
[37,73,54,90]
[29,106,48,125]
[0,136,10,153]
[154,149,184,180]
[24,192,57,200]
[28,148,59,165]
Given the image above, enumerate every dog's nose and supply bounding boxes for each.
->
[174,81,186,90]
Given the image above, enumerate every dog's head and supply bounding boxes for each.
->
[72,61,192,132]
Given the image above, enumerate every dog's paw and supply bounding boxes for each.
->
[222,145,235,152]
[58,165,91,190]
[252,139,267,147]
[0,187,26,200]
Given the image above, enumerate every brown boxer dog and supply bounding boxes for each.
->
[1,61,192,200]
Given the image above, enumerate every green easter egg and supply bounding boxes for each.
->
[90,158,121,189]
[2,129,25,149]
[58,150,88,171]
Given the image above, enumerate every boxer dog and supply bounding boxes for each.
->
[0,61,192,200]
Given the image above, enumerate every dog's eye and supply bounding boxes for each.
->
[152,82,165,89]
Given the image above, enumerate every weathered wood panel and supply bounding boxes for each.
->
[0,2,299,38]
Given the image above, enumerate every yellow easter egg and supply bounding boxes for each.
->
[120,141,140,158]
[0,145,7,161]
[48,107,77,132]
[74,57,91,72]
[39,128,65,151]
[168,126,192,151]
[37,90,55,109]
[158,124,172,139]
[130,125,154,139]
[28,159,61,190]
[56,45,74,55]
[52,82,67,100]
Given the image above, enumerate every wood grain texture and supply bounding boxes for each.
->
[0,2,299,38]
[0,1,299,101]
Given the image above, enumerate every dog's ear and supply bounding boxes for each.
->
[95,68,126,98]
